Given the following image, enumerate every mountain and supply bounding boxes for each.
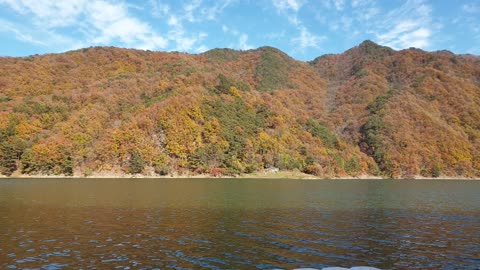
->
[0,41,479,178]
[312,41,480,177]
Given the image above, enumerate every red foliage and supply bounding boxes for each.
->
[210,168,224,177]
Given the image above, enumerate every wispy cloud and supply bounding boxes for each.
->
[183,0,202,22]
[0,16,84,51]
[329,15,353,32]
[271,0,325,50]
[272,0,304,12]
[292,26,325,50]
[0,0,168,51]
[195,45,209,53]
[166,14,207,51]
[0,19,45,45]
[356,6,380,22]
[458,2,480,54]
[222,25,253,50]
[272,0,304,26]
[237,34,253,50]
[156,0,235,51]
[312,0,437,50]
[351,0,373,8]
[149,0,170,18]
[0,0,476,59]
[374,0,435,49]
[0,0,236,53]
[323,0,345,11]
[180,0,235,22]
[0,0,87,28]
[462,3,480,13]
[201,0,235,20]
[86,1,168,49]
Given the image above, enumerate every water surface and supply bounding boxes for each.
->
[0,179,479,269]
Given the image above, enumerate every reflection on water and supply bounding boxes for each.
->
[0,179,479,269]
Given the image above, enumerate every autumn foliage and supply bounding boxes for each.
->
[0,41,479,178]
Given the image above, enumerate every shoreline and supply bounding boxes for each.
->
[1,170,479,180]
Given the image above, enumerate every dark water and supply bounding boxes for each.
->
[0,179,479,270]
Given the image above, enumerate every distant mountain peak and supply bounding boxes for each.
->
[357,40,394,54]
[202,48,241,54]
[359,40,380,47]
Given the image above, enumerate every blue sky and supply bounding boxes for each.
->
[0,0,479,60]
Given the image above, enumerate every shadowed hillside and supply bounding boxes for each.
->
[0,41,479,178]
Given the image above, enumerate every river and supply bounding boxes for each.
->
[0,178,479,269]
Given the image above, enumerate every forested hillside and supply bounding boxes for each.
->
[0,41,479,178]
[312,41,480,178]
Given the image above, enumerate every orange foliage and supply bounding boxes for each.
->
[0,41,478,177]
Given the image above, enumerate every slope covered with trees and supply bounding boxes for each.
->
[312,41,480,177]
[0,41,479,178]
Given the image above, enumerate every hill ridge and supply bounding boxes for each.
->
[0,41,479,178]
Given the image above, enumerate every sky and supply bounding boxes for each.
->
[0,0,479,61]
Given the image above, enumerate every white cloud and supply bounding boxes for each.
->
[462,3,480,13]
[292,26,325,49]
[376,20,420,43]
[357,7,380,21]
[0,17,87,51]
[351,0,373,8]
[87,1,161,46]
[400,28,431,48]
[271,0,325,54]
[0,0,87,28]
[322,0,345,11]
[201,0,235,20]
[288,15,301,26]
[0,0,235,53]
[333,0,345,10]
[179,0,235,22]
[312,0,437,50]
[0,18,47,45]
[237,34,253,50]
[272,0,304,26]
[315,0,378,29]
[183,0,202,22]
[222,25,240,36]
[272,0,304,12]
[0,0,169,51]
[195,45,209,53]
[374,0,435,50]
[329,15,353,32]
[167,27,197,51]
[166,15,206,51]
[149,0,170,18]
[168,15,181,27]
[222,25,253,50]
[379,25,431,49]
[154,0,235,52]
